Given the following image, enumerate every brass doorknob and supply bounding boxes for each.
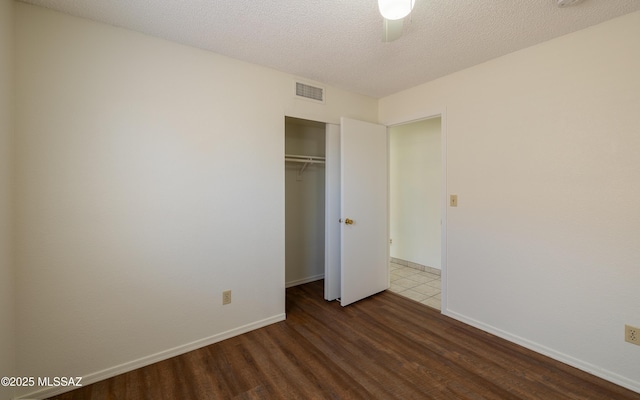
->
[344,218,354,225]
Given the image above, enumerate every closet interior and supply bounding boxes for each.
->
[284,117,327,288]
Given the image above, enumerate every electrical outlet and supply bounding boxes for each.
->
[222,290,232,305]
[625,325,639,345]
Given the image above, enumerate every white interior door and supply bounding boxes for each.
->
[340,117,389,306]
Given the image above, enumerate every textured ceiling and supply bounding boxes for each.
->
[19,0,640,98]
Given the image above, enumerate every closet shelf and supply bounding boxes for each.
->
[285,154,325,178]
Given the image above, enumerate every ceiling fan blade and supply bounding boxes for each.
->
[382,18,403,42]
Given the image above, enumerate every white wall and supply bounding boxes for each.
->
[285,118,326,286]
[14,3,377,398]
[390,118,441,269]
[0,1,16,399]
[380,11,640,391]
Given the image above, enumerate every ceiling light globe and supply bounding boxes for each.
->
[378,0,416,20]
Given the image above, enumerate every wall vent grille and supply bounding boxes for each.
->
[295,82,324,103]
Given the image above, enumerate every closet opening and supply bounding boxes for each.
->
[284,117,327,288]
[284,115,390,306]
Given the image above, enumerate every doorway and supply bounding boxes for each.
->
[388,117,443,310]
[284,116,389,306]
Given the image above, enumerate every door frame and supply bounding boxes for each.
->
[384,109,448,314]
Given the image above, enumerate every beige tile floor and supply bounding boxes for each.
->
[389,262,441,310]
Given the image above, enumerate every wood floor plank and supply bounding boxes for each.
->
[47,280,640,400]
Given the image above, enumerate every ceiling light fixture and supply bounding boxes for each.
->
[378,0,415,20]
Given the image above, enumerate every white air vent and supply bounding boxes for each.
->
[295,82,325,103]
[557,0,583,7]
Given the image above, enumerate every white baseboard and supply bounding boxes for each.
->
[443,309,640,395]
[285,274,324,288]
[17,313,286,400]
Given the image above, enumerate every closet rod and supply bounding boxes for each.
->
[285,154,325,178]
[285,158,325,164]
[284,154,325,164]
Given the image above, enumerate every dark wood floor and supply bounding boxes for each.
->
[49,280,640,399]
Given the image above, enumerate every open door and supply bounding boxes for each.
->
[339,117,389,306]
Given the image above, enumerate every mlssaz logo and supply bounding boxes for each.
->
[38,376,83,387]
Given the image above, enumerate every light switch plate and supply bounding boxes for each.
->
[450,194,458,207]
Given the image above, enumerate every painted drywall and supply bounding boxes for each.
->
[13,3,376,398]
[380,11,640,391]
[390,118,441,269]
[0,0,16,399]
[285,118,326,286]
